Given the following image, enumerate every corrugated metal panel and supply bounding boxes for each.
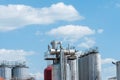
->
[12,66,29,79]
[68,60,77,80]
[52,64,61,80]
[66,63,71,80]
[78,53,101,80]
[0,66,11,80]
[52,63,71,80]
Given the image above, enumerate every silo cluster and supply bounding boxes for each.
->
[78,50,101,80]
[44,40,101,80]
[0,61,30,80]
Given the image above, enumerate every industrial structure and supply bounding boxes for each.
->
[44,40,101,80]
[78,49,101,80]
[0,61,35,80]
[112,61,120,80]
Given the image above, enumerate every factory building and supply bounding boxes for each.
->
[44,40,101,80]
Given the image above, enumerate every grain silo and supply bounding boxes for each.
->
[12,64,29,80]
[0,64,12,80]
[78,48,101,80]
[68,59,78,80]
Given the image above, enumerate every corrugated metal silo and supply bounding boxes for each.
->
[52,64,61,80]
[52,63,71,80]
[68,60,78,80]
[12,65,29,80]
[66,63,71,80]
[0,65,11,80]
[78,52,101,80]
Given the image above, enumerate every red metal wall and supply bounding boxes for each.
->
[44,66,52,80]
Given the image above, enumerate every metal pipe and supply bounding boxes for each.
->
[60,49,65,80]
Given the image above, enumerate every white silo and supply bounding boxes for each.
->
[12,65,29,80]
[68,59,78,80]
[0,65,12,80]
[78,49,101,80]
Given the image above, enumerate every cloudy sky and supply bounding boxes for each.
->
[0,0,120,80]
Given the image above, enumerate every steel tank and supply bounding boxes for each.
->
[78,53,101,80]
[68,59,78,80]
[0,65,11,80]
[116,61,120,80]
[12,65,29,80]
[52,64,61,80]
[52,63,71,80]
[44,65,52,80]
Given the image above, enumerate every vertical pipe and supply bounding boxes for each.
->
[60,49,65,80]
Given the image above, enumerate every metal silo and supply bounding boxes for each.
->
[0,65,12,80]
[68,59,78,80]
[78,49,101,80]
[116,61,120,80]
[12,65,29,80]
[52,64,61,80]
[52,63,71,80]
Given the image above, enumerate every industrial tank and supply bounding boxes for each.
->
[44,65,52,80]
[68,60,78,80]
[12,65,29,80]
[116,61,120,80]
[0,65,11,80]
[78,52,101,80]
[52,63,71,80]
[52,64,61,80]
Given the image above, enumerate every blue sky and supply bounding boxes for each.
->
[0,0,120,80]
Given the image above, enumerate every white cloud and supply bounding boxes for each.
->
[101,58,117,80]
[97,29,104,34]
[102,66,116,80]
[78,37,96,48]
[0,49,34,61]
[30,72,43,80]
[0,2,82,32]
[47,25,95,42]
[102,58,117,64]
